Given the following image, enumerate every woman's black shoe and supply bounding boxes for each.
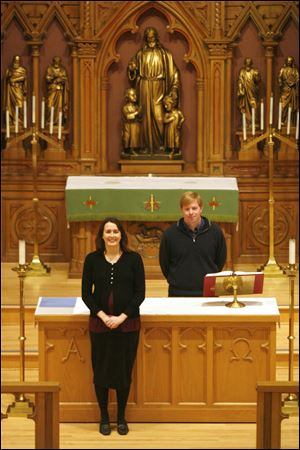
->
[99,422,111,435]
[117,421,129,435]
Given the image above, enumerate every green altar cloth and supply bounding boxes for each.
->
[65,176,239,223]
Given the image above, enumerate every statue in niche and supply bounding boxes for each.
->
[121,87,142,157]
[163,95,185,159]
[45,56,69,126]
[278,56,299,126]
[126,26,182,157]
[237,57,261,124]
[3,55,27,124]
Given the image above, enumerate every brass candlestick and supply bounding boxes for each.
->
[240,126,297,277]
[27,129,51,276]
[282,263,298,415]
[5,119,64,276]
[257,131,285,276]
[6,264,34,417]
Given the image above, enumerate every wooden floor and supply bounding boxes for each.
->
[1,415,299,449]
[1,262,299,449]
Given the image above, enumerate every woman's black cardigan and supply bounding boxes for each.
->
[81,250,145,319]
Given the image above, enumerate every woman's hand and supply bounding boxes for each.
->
[105,313,127,329]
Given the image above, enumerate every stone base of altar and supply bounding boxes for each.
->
[119,159,184,174]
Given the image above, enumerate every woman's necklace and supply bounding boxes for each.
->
[104,252,121,264]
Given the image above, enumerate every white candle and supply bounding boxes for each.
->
[242,112,247,141]
[23,99,27,129]
[289,239,296,265]
[19,240,26,265]
[251,107,255,136]
[15,105,19,134]
[287,105,292,135]
[296,110,299,140]
[58,110,62,140]
[260,100,264,131]
[41,98,45,129]
[50,106,54,135]
[278,102,282,130]
[32,94,36,124]
[269,93,273,125]
[6,108,10,139]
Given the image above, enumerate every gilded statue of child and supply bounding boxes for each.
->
[121,88,142,157]
[163,95,184,159]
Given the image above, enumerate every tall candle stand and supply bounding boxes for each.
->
[5,123,64,275]
[240,126,298,277]
[6,263,34,417]
[282,263,298,415]
[27,128,51,275]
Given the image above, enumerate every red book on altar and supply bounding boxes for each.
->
[203,271,264,297]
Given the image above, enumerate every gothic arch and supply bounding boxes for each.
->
[95,1,208,172]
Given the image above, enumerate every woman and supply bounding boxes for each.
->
[82,217,145,435]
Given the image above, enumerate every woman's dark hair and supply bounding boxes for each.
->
[95,217,130,253]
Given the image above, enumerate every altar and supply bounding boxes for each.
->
[65,176,239,278]
[35,296,279,423]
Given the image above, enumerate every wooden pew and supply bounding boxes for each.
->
[256,381,299,449]
[1,381,60,449]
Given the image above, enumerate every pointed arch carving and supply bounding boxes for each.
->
[96,1,208,172]
[34,2,79,40]
[1,1,79,41]
[1,2,34,37]
[226,3,268,41]
[273,2,299,35]
[97,2,206,78]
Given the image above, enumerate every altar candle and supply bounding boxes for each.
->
[50,106,54,135]
[287,105,292,135]
[289,239,296,265]
[278,101,282,130]
[32,94,36,123]
[15,105,19,134]
[242,112,247,141]
[19,240,26,265]
[23,99,27,129]
[6,108,10,139]
[251,107,255,136]
[58,110,62,140]
[269,93,273,125]
[260,100,264,131]
[41,98,45,129]
[296,110,299,140]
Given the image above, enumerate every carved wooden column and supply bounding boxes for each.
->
[99,77,109,172]
[204,1,227,175]
[263,42,277,125]
[77,1,99,172]
[28,41,43,127]
[205,42,227,175]
[196,78,204,173]
[225,46,233,159]
[78,41,98,173]
[70,44,79,159]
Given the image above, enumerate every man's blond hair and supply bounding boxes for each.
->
[180,191,203,208]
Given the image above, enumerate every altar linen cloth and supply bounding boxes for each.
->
[35,296,279,323]
[65,176,239,222]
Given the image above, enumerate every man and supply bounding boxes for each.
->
[127,27,180,155]
[159,191,227,297]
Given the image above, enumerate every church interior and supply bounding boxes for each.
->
[1,1,299,448]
